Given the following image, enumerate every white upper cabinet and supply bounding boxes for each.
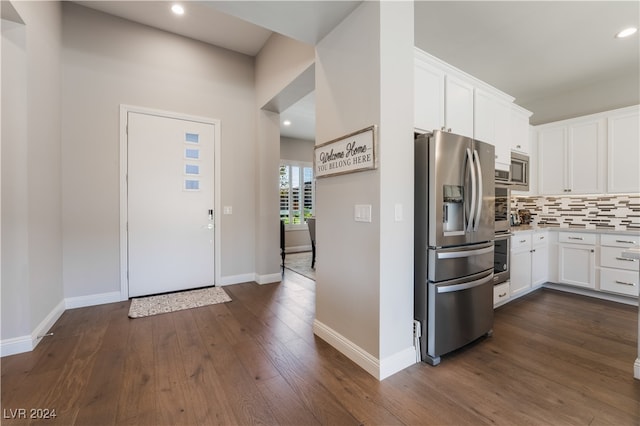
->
[536,105,638,196]
[414,57,445,133]
[474,89,512,171]
[414,48,531,172]
[607,107,640,193]
[445,75,474,138]
[511,106,532,154]
[538,117,605,195]
[538,126,567,194]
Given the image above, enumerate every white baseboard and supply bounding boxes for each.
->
[1,299,65,357]
[285,245,312,253]
[65,291,122,309]
[0,335,33,357]
[255,272,282,285]
[313,319,381,379]
[635,358,640,380]
[543,283,638,306]
[217,273,258,286]
[379,346,418,380]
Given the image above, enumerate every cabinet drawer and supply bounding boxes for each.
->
[558,232,596,245]
[493,282,510,306]
[600,246,640,271]
[600,234,639,248]
[511,233,532,251]
[532,232,548,247]
[600,268,639,297]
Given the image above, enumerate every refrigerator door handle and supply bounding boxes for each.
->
[473,149,483,231]
[437,245,494,259]
[465,148,476,232]
[436,272,494,293]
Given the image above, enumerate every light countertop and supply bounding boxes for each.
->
[622,247,640,260]
[510,225,640,236]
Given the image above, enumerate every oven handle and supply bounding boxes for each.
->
[437,272,494,294]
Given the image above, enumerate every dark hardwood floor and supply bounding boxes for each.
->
[2,272,639,425]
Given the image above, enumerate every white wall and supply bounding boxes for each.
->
[314,2,415,379]
[60,3,257,297]
[1,0,64,353]
[255,33,314,109]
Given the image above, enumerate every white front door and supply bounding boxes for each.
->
[127,111,215,297]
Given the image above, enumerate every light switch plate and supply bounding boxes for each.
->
[394,203,403,222]
[354,204,372,223]
[223,206,233,215]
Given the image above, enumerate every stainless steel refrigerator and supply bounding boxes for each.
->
[414,130,495,365]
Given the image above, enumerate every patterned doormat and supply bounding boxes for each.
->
[128,286,231,318]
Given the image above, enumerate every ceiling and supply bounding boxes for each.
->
[73,1,639,138]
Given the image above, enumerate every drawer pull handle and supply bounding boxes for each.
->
[615,280,636,287]
[615,240,636,244]
[568,237,583,240]
[498,293,507,297]
[615,257,638,262]
[520,240,526,243]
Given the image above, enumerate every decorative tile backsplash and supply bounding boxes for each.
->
[511,194,640,231]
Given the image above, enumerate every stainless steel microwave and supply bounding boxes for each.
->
[510,152,529,191]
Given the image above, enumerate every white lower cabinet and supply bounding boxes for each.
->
[510,231,548,299]
[558,232,596,289]
[501,230,639,307]
[493,282,510,307]
[599,234,640,297]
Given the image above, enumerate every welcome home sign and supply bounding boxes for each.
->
[314,125,377,178]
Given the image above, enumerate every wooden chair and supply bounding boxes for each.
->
[280,219,285,272]
[307,218,316,269]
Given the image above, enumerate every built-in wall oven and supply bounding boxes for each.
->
[494,183,510,234]
[493,233,510,285]
[494,180,511,285]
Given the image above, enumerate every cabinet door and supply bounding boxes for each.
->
[415,59,445,132]
[510,248,532,297]
[608,110,640,193]
[531,245,548,287]
[511,107,531,154]
[445,75,474,138]
[558,244,595,288]
[474,89,510,171]
[567,119,604,194]
[538,127,567,194]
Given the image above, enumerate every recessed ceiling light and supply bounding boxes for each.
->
[615,27,637,38]
[171,4,185,15]
[283,120,292,126]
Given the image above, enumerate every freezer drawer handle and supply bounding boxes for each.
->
[437,273,494,294]
[437,246,494,259]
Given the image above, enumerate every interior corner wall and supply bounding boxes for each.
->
[1,1,64,347]
[254,109,281,281]
[315,1,382,360]
[253,34,314,282]
[60,3,257,298]
[255,33,315,108]
[377,0,415,373]
[1,16,31,341]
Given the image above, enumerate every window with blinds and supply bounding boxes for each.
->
[280,162,314,226]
